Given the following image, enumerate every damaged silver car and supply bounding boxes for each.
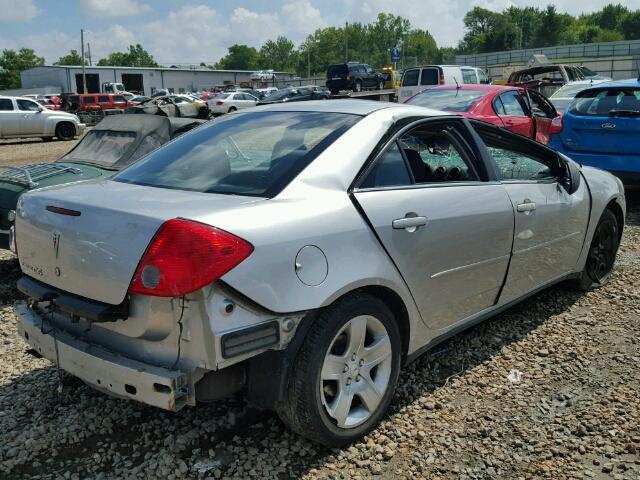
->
[14,101,624,446]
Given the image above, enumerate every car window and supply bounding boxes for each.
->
[528,91,556,118]
[115,111,360,198]
[0,99,14,111]
[98,95,109,102]
[420,68,439,86]
[17,99,41,111]
[461,69,477,84]
[495,92,527,116]
[570,88,640,116]
[113,95,126,103]
[473,125,557,181]
[360,142,412,188]
[406,89,486,112]
[361,122,480,188]
[402,69,419,87]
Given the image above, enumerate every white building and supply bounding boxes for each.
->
[19,65,294,95]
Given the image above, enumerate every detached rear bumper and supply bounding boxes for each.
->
[15,302,191,411]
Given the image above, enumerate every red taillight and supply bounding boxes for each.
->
[439,73,445,85]
[128,218,253,297]
[550,115,563,134]
[216,101,223,105]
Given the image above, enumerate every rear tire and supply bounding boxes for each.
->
[378,80,384,90]
[277,292,401,447]
[55,122,75,141]
[228,106,237,113]
[574,208,619,290]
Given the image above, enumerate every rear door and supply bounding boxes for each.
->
[561,87,640,158]
[471,122,590,303]
[493,90,534,138]
[353,118,514,329]
[399,68,420,103]
[0,98,21,136]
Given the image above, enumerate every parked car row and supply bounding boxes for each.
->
[6,100,624,448]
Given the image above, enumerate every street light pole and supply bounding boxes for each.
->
[308,45,311,79]
[80,29,87,93]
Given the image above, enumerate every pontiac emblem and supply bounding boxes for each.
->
[52,231,60,259]
[601,122,616,129]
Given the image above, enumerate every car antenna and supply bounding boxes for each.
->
[454,77,460,90]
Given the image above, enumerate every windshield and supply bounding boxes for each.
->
[114,111,360,197]
[407,89,486,112]
[551,83,590,99]
[61,130,137,167]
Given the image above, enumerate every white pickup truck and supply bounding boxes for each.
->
[0,96,85,141]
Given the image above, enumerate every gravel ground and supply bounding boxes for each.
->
[0,167,638,477]
[0,136,84,166]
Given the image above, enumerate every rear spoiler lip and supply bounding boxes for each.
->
[17,275,129,322]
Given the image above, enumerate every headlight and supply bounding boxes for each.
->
[7,210,16,222]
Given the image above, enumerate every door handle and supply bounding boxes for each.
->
[392,216,428,231]
[517,200,536,213]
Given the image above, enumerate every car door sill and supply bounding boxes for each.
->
[405,272,578,365]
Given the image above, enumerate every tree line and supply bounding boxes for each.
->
[1,4,639,90]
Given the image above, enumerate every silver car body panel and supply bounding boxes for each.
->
[14,102,626,408]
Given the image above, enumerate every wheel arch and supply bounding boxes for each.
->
[606,197,624,244]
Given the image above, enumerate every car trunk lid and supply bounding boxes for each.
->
[16,180,264,305]
[561,114,640,155]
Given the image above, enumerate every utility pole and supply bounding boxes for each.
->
[87,42,92,66]
[81,29,87,93]
[307,44,311,78]
[345,22,348,62]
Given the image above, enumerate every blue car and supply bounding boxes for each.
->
[549,78,640,184]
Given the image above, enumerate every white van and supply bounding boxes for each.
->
[398,65,489,103]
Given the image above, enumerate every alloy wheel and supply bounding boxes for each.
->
[320,315,392,429]
[586,217,617,283]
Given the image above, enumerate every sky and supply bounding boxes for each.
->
[0,0,637,65]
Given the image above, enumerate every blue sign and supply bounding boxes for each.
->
[390,47,401,62]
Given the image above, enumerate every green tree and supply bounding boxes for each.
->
[0,48,45,90]
[54,49,86,66]
[532,5,567,47]
[259,36,298,72]
[97,44,158,67]
[215,44,259,70]
[620,11,640,39]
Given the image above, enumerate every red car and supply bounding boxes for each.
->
[404,84,562,145]
[64,93,130,112]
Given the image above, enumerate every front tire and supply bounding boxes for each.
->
[575,208,619,290]
[55,122,75,141]
[278,292,401,446]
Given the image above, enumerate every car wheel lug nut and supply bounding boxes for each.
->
[343,365,348,373]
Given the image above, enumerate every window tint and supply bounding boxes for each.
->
[113,95,126,103]
[327,64,348,77]
[420,68,439,85]
[461,69,477,84]
[115,111,360,197]
[361,142,411,188]
[17,99,40,111]
[495,92,527,116]
[0,99,13,111]
[569,88,640,116]
[402,69,419,87]
[473,125,557,181]
[528,91,556,118]
[98,95,109,102]
[406,89,485,112]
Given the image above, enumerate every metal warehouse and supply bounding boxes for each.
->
[20,65,294,96]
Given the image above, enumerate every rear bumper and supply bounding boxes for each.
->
[16,302,191,411]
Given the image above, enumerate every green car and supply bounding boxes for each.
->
[0,114,205,249]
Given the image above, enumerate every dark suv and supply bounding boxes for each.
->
[326,62,385,94]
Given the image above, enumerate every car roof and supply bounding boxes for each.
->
[426,84,517,93]
[587,78,640,88]
[252,99,449,117]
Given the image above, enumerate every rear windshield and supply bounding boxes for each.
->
[327,65,348,77]
[114,111,360,197]
[420,68,440,86]
[569,88,640,116]
[407,89,486,112]
[61,130,137,167]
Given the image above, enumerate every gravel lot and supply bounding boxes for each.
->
[0,139,638,479]
[0,136,84,166]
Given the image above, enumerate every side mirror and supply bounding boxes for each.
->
[560,154,581,195]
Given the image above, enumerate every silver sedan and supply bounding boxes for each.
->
[13,101,625,446]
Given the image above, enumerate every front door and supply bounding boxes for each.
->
[493,90,534,139]
[0,98,21,136]
[527,90,558,144]
[353,119,514,329]
[16,98,46,136]
[471,122,590,303]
